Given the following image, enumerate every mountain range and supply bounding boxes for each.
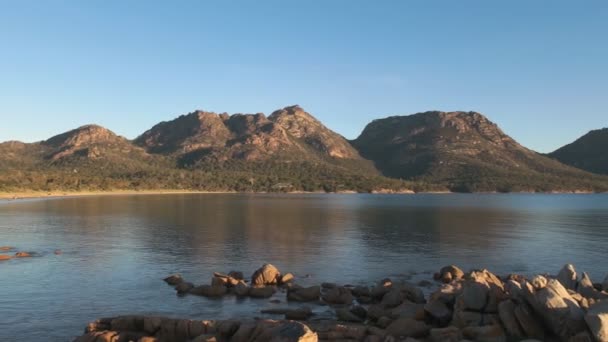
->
[1,105,606,193]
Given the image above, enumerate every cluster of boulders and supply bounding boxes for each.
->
[73,316,317,342]
[0,246,53,260]
[73,263,608,342]
[164,264,295,299]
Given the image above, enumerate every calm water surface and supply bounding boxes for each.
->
[1,193,607,341]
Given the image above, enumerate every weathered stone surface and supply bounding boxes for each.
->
[390,301,425,320]
[73,331,120,342]
[400,283,426,304]
[189,284,227,297]
[163,274,183,286]
[234,281,249,296]
[462,324,506,342]
[335,307,364,322]
[385,318,429,338]
[531,275,548,290]
[513,302,545,340]
[251,264,281,286]
[287,286,320,302]
[381,289,404,308]
[257,320,318,342]
[497,300,523,338]
[280,273,295,284]
[557,264,578,290]
[585,300,608,342]
[438,265,465,283]
[528,278,586,339]
[429,282,463,306]
[461,280,489,311]
[175,281,193,294]
[322,287,353,305]
[579,272,608,300]
[249,285,276,298]
[429,326,461,342]
[228,270,244,280]
[424,299,452,326]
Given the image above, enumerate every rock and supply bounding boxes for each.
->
[371,279,392,299]
[377,316,392,329]
[234,281,250,296]
[190,284,227,297]
[465,269,507,312]
[228,271,244,280]
[429,282,463,306]
[531,275,548,290]
[385,318,429,338]
[73,331,120,342]
[603,274,608,292]
[335,307,364,322]
[461,280,489,311]
[0,254,11,261]
[585,300,608,342]
[381,289,404,308]
[163,274,183,286]
[438,265,465,283]
[321,282,337,289]
[497,300,523,338]
[389,301,425,320]
[350,305,367,319]
[527,278,586,339]
[462,324,506,342]
[424,299,452,326]
[287,286,320,302]
[513,302,545,340]
[249,285,276,298]
[175,281,194,295]
[14,251,32,257]
[578,272,608,300]
[0,246,14,251]
[190,335,217,342]
[256,321,318,342]
[213,272,240,287]
[352,286,371,298]
[285,307,313,320]
[322,287,353,305]
[280,273,295,284]
[399,283,426,304]
[217,320,240,337]
[504,279,524,301]
[557,264,578,290]
[429,326,462,342]
[251,264,281,286]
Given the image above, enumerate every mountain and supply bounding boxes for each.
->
[353,111,608,192]
[135,105,364,163]
[548,128,608,175]
[1,107,607,194]
[42,124,150,164]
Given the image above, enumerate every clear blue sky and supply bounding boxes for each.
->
[1,1,606,152]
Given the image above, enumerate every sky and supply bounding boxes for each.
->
[0,1,606,153]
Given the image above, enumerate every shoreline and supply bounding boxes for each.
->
[73,263,608,342]
[1,189,604,201]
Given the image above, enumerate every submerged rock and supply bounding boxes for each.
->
[287,286,321,302]
[0,254,11,261]
[14,251,33,257]
[163,274,183,286]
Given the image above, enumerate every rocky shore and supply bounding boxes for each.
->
[74,264,608,342]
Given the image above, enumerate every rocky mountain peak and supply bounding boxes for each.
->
[43,124,120,149]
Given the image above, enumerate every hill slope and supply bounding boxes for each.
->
[548,128,608,175]
[352,111,608,192]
